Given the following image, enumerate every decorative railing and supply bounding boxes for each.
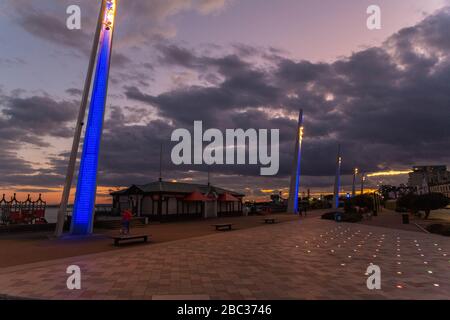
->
[0,194,47,225]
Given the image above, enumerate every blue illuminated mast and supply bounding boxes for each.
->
[71,0,117,235]
[333,144,342,210]
[287,110,304,214]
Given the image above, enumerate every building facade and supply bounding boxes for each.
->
[111,181,245,221]
[408,165,450,194]
[429,183,450,199]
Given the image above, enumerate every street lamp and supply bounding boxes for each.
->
[333,145,342,210]
[361,174,366,195]
[287,110,304,214]
[58,0,118,236]
[352,168,359,197]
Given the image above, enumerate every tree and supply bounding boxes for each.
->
[396,193,417,213]
[397,184,416,197]
[414,193,449,219]
[379,185,394,200]
[397,193,449,219]
[345,194,375,213]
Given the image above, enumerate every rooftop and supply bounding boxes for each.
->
[110,180,245,197]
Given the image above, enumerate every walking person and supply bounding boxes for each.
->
[121,209,132,235]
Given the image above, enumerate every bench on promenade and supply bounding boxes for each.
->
[212,223,233,231]
[263,218,277,224]
[111,234,150,246]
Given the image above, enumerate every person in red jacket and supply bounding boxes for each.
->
[121,209,132,235]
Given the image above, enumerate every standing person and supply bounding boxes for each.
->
[121,209,132,235]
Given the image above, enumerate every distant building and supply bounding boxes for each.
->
[408,165,450,194]
[110,181,244,221]
[429,183,450,199]
[416,176,430,195]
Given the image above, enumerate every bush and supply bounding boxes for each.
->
[342,212,363,222]
[426,224,450,237]
[310,199,331,210]
[321,212,336,220]
[321,211,363,223]
[415,193,449,219]
[396,193,417,212]
[344,194,374,213]
[397,193,449,219]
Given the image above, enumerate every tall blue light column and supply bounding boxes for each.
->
[71,0,117,235]
[333,144,342,210]
[287,110,304,214]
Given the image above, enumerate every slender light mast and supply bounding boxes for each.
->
[333,144,342,210]
[287,110,304,214]
[352,168,358,197]
[361,174,366,195]
[70,0,118,235]
[55,1,107,237]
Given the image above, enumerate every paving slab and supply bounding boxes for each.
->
[0,218,448,300]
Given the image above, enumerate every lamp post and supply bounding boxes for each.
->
[352,168,358,197]
[54,0,108,237]
[287,110,304,214]
[360,174,366,195]
[333,144,342,210]
[70,0,118,235]
[373,191,379,216]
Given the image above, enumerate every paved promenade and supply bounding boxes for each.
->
[0,218,448,300]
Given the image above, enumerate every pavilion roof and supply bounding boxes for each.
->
[184,190,210,202]
[110,181,245,197]
[218,193,240,202]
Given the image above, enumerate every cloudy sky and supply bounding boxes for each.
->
[1,0,450,203]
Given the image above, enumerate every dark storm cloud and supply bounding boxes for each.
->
[157,44,199,68]
[3,7,450,194]
[126,47,282,127]
[18,11,92,55]
[66,88,82,96]
[1,95,78,140]
[276,59,330,84]
[0,91,78,187]
[0,57,27,68]
[156,44,256,79]
[123,8,450,182]
[0,93,77,187]
[6,0,232,52]
[112,52,132,69]
[0,141,34,180]
[0,137,62,188]
[9,1,134,69]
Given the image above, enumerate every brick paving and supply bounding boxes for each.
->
[0,217,448,300]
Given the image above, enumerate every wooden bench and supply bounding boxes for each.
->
[111,234,149,246]
[213,223,233,231]
[263,218,277,224]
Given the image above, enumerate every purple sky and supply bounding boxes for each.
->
[1,0,450,203]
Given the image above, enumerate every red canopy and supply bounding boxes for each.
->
[184,191,209,202]
[218,193,239,202]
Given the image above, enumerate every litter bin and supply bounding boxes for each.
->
[334,212,342,222]
[402,213,409,224]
